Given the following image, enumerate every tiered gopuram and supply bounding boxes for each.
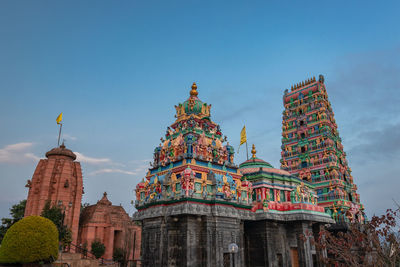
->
[280,75,365,224]
[134,83,333,266]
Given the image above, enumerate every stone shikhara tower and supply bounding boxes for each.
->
[134,83,333,266]
[280,75,365,223]
[24,143,83,248]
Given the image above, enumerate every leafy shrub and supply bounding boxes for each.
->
[113,247,124,262]
[0,215,58,263]
[41,201,72,247]
[91,240,105,259]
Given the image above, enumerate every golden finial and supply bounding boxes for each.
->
[190,82,198,97]
[251,144,257,159]
[291,85,293,90]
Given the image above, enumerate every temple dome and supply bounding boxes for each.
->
[239,144,290,176]
[182,82,205,115]
[45,143,77,160]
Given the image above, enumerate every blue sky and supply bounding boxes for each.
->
[0,0,399,219]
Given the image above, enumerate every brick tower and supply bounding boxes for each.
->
[24,143,83,247]
[280,75,365,223]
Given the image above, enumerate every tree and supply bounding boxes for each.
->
[113,247,125,263]
[0,200,26,243]
[310,208,400,267]
[41,201,72,248]
[91,240,105,259]
[0,216,58,264]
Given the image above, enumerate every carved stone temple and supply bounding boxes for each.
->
[133,83,334,266]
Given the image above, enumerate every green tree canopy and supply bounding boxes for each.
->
[0,200,26,243]
[41,201,72,247]
[91,240,105,259]
[0,216,58,263]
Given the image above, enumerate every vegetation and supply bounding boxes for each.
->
[113,247,125,263]
[91,240,105,259]
[303,208,400,267]
[41,201,72,248]
[0,200,26,243]
[0,215,58,263]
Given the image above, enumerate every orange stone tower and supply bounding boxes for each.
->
[24,143,83,247]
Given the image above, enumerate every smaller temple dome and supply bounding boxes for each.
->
[239,144,290,176]
[45,143,77,160]
[98,192,112,206]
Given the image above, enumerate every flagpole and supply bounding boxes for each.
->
[57,123,63,147]
[245,140,249,160]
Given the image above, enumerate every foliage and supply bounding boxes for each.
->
[0,200,26,243]
[91,240,105,259]
[309,208,400,267]
[81,242,88,257]
[40,201,72,248]
[0,215,58,263]
[113,247,125,263]
[80,202,90,215]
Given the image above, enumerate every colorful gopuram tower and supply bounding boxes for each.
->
[134,83,333,267]
[280,75,365,223]
[24,143,83,249]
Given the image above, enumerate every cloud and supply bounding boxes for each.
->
[0,142,41,163]
[348,123,400,163]
[24,153,41,161]
[88,168,136,176]
[86,160,150,177]
[74,152,112,165]
[63,134,77,141]
[329,46,400,118]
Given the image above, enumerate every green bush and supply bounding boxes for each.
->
[0,215,58,263]
[91,240,105,259]
[113,247,124,262]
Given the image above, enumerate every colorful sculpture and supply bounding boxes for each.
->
[281,75,365,223]
[135,83,250,207]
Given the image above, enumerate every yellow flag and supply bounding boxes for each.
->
[240,126,247,146]
[56,113,63,124]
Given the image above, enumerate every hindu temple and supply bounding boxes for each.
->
[24,144,141,263]
[280,75,365,224]
[133,83,334,266]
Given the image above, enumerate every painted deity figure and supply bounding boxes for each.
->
[236,179,242,202]
[181,167,195,197]
[170,173,178,198]
[223,182,231,199]
[200,175,208,198]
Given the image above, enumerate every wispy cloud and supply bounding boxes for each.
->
[87,160,150,177]
[0,142,41,163]
[63,133,77,141]
[88,168,136,176]
[74,152,112,165]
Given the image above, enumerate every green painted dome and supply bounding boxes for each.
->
[183,96,205,115]
[239,157,273,170]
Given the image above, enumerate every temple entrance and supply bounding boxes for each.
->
[223,253,231,267]
[114,230,122,251]
[290,248,299,267]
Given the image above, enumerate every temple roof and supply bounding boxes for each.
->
[174,82,212,123]
[45,143,77,160]
[239,145,290,176]
[98,192,112,206]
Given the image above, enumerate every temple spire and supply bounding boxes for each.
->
[190,82,198,97]
[251,144,257,159]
